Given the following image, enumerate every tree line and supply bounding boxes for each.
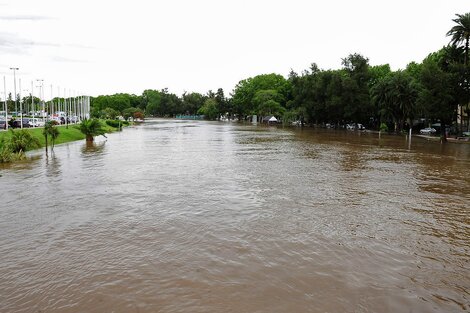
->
[88,13,469,137]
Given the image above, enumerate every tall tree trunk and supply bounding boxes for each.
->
[440,121,447,143]
[465,36,469,67]
[460,105,464,135]
[44,134,48,154]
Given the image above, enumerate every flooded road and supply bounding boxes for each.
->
[1,119,469,313]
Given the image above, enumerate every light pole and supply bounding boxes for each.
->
[31,81,34,119]
[19,78,23,128]
[3,76,7,130]
[36,79,44,123]
[50,84,54,120]
[10,67,19,118]
[22,88,29,118]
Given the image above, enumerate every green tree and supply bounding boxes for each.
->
[232,73,291,120]
[447,13,470,66]
[418,57,456,141]
[102,107,120,119]
[198,98,219,120]
[215,88,231,118]
[371,71,419,132]
[122,108,140,121]
[143,89,162,116]
[341,53,373,124]
[182,92,206,115]
[79,119,106,142]
[447,13,470,133]
[252,89,285,118]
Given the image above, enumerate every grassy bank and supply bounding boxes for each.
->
[0,120,125,149]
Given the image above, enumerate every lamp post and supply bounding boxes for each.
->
[22,88,29,120]
[36,79,44,123]
[3,76,7,130]
[31,81,34,119]
[50,84,54,120]
[19,78,23,128]
[10,67,19,119]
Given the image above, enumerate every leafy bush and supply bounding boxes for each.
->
[0,139,14,163]
[0,131,39,163]
[9,129,40,153]
[105,120,122,128]
[380,122,389,132]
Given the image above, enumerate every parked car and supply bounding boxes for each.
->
[11,119,32,128]
[420,127,436,135]
[30,118,45,127]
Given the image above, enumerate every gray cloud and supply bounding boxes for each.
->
[0,15,54,21]
[0,32,59,53]
[64,43,96,50]
[50,56,88,63]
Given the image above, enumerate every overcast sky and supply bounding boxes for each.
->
[0,0,469,99]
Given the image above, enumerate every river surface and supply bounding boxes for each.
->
[0,119,469,313]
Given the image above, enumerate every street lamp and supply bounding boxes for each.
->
[36,79,44,123]
[22,88,29,118]
[2,76,7,130]
[10,67,19,118]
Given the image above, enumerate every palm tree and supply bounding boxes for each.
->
[447,13,470,132]
[49,125,60,150]
[43,121,60,153]
[371,71,418,133]
[79,118,106,142]
[447,13,470,66]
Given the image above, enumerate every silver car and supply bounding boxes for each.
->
[420,127,436,134]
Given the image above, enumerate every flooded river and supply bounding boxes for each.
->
[0,119,469,313]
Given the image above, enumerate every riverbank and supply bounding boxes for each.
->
[362,129,470,144]
[0,120,126,149]
[414,134,470,144]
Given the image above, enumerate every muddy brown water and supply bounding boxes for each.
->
[0,119,469,313]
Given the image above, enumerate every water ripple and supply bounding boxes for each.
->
[0,121,469,313]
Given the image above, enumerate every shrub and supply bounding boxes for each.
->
[9,129,40,153]
[105,120,122,128]
[0,139,14,163]
[379,122,389,132]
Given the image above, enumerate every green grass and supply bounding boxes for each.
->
[0,120,123,149]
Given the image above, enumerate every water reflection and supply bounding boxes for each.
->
[45,153,61,177]
[81,140,107,154]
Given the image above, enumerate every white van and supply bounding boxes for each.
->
[30,118,45,127]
